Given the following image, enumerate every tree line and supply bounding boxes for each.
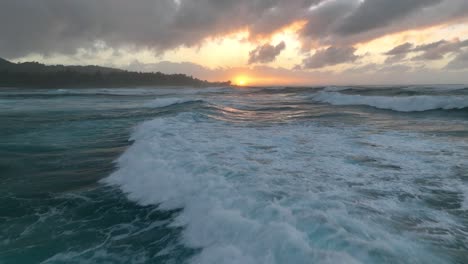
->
[0,59,230,88]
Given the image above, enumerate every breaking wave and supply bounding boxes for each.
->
[313,91,468,112]
[104,110,467,264]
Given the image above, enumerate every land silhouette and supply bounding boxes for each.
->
[0,58,230,88]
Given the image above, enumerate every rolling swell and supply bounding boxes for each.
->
[313,91,468,112]
[143,98,205,109]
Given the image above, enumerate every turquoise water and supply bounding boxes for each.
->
[1,86,468,263]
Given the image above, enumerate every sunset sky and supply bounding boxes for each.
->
[1,0,468,85]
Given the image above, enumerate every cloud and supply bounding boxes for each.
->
[0,0,181,57]
[1,0,468,59]
[343,63,468,84]
[302,46,359,69]
[126,60,331,85]
[382,39,468,63]
[383,42,414,63]
[128,59,468,85]
[412,39,468,61]
[300,0,359,44]
[385,43,414,56]
[0,0,316,58]
[248,41,286,64]
[445,51,468,69]
[384,54,407,64]
[301,0,468,46]
[336,0,442,35]
[413,40,448,52]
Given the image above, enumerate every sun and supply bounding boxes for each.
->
[238,78,247,86]
[234,75,249,86]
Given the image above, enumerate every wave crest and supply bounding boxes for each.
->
[313,91,468,112]
[103,112,464,263]
[143,98,202,108]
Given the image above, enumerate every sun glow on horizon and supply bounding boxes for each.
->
[234,75,250,86]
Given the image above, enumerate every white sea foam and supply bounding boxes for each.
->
[104,111,468,264]
[313,91,468,112]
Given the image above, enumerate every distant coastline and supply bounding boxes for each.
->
[0,58,231,88]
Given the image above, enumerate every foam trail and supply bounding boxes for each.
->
[313,91,468,112]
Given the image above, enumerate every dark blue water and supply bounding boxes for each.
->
[1,86,468,263]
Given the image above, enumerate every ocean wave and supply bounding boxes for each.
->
[313,91,468,112]
[103,112,467,263]
[323,86,350,92]
[0,87,230,97]
[143,98,202,108]
[402,84,468,92]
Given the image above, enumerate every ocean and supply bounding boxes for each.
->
[1,85,467,264]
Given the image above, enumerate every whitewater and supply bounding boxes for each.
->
[313,91,468,112]
[1,85,468,263]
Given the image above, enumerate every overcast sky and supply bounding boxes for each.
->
[1,0,468,85]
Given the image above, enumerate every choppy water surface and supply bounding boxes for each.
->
[1,85,468,264]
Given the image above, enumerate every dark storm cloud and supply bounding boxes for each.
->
[0,0,180,57]
[248,41,286,64]
[300,0,358,43]
[0,0,321,58]
[0,0,467,59]
[300,0,468,47]
[336,0,442,35]
[302,46,359,69]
